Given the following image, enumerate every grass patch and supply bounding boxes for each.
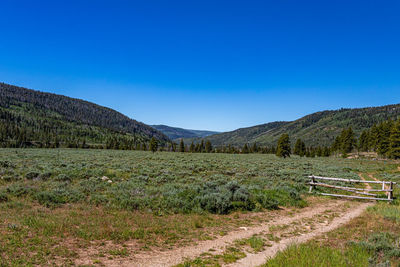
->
[235,235,265,252]
[176,246,246,267]
[368,202,400,222]
[262,243,370,267]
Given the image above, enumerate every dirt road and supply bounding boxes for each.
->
[75,175,376,267]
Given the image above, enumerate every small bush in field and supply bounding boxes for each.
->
[0,191,9,202]
[56,174,71,182]
[355,232,400,263]
[25,171,40,180]
[35,188,84,207]
[6,183,32,197]
[90,194,109,206]
[35,191,66,207]
[0,160,15,168]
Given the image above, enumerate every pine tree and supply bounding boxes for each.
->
[242,144,249,154]
[195,143,200,152]
[251,143,258,153]
[316,146,322,157]
[305,148,311,157]
[179,139,185,152]
[341,127,356,154]
[323,147,331,157]
[200,140,205,153]
[310,147,316,158]
[331,135,342,153]
[54,136,60,148]
[205,140,212,153]
[389,119,400,159]
[141,142,147,151]
[171,142,177,152]
[358,130,370,152]
[377,120,393,157]
[189,142,195,153]
[149,137,158,152]
[276,133,291,158]
[294,139,306,157]
[368,124,379,151]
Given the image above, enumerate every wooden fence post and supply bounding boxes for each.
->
[309,175,315,193]
[388,182,393,201]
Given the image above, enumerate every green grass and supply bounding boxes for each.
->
[247,236,265,252]
[234,235,265,252]
[262,243,370,267]
[368,202,400,222]
[175,246,246,267]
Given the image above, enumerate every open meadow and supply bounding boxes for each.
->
[0,149,399,266]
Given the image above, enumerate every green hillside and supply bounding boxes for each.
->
[0,82,169,148]
[151,124,219,140]
[201,105,400,147]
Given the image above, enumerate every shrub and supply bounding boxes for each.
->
[35,191,66,207]
[90,194,109,206]
[0,191,9,202]
[79,177,108,194]
[198,191,232,214]
[25,171,40,180]
[39,172,52,181]
[251,190,280,210]
[356,232,400,263]
[2,175,17,182]
[0,160,14,168]
[35,188,84,207]
[56,174,71,182]
[6,183,32,197]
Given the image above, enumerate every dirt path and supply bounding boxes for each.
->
[227,175,374,267]
[75,175,376,267]
[367,173,390,196]
[228,201,371,267]
[359,173,372,190]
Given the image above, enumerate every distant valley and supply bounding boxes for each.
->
[151,125,219,141]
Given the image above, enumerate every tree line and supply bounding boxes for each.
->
[274,117,400,159]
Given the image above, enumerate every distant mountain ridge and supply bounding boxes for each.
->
[0,82,169,148]
[198,104,400,147]
[151,124,219,140]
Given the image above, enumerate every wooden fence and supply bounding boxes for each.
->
[308,175,396,201]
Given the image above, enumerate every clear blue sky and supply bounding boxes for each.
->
[1,0,399,131]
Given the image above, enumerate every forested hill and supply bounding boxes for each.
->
[201,104,400,147]
[0,82,169,148]
[151,124,219,141]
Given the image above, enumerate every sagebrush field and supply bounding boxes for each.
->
[0,149,399,266]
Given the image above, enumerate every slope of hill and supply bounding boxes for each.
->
[151,124,219,140]
[0,82,169,148]
[202,105,400,147]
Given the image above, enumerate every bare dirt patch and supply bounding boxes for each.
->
[359,173,372,190]
[228,201,372,267]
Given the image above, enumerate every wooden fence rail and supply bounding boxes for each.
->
[308,175,395,201]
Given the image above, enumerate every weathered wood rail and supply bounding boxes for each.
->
[308,175,396,201]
